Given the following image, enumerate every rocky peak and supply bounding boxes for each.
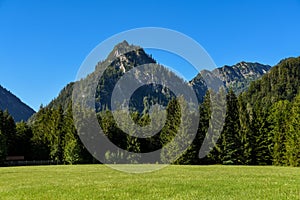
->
[107,40,140,61]
[194,62,272,95]
[217,62,271,93]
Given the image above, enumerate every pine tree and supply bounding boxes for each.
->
[160,98,181,164]
[220,89,242,165]
[182,90,211,164]
[206,88,227,164]
[15,121,33,159]
[63,103,81,164]
[1,110,16,156]
[251,108,273,165]
[31,106,51,160]
[285,93,300,166]
[160,97,198,164]
[0,129,6,165]
[238,94,252,164]
[126,135,141,164]
[48,105,65,163]
[268,100,291,165]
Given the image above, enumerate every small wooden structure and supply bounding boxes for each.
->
[6,156,25,161]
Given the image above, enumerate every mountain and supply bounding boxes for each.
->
[241,56,300,106]
[189,73,208,103]
[199,62,271,94]
[237,56,300,166]
[0,85,35,122]
[36,41,179,116]
[26,40,300,166]
[94,40,160,112]
[32,41,273,118]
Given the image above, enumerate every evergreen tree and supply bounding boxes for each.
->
[268,100,291,165]
[160,98,181,164]
[220,89,242,165]
[125,111,141,164]
[160,97,197,164]
[251,108,273,165]
[0,129,6,165]
[237,56,300,165]
[285,93,300,166]
[15,121,33,159]
[238,94,253,164]
[31,106,51,160]
[181,90,211,164]
[0,110,16,156]
[63,103,81,164]
[126,135,141,164]
[48,105,65,163]
[206,88,227,164]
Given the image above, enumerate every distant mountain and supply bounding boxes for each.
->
[36,41,179,117]
[189,73,208,103]
[0,85,35,122]
[94,40,161,112]
[29,41,300,166]
[31,41,273,120]
[199,62,271,94]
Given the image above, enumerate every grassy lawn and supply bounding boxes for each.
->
[0,165,299,199]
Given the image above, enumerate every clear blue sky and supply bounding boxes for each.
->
[1,0,300,111]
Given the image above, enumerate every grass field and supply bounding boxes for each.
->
[0,165,299,199]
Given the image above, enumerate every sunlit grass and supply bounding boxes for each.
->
[0,165,299,199]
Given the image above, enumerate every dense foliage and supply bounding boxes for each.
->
[1,56,299,166]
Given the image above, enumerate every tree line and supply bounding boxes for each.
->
[0,57,299,166]
[0,89,299,166]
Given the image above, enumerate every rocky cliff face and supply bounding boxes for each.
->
[199,62,271,94]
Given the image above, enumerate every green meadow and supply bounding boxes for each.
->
[0,165,299,199]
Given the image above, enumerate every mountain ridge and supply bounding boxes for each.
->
[30,41,273,118]
[0,85,35,122]
[24,41,300,166]
[197,61,271,94]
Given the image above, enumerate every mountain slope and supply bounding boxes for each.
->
[241,56,300,106]
[35,41,181,117]
[32,41,273,119]
[189,73,208,103]
[0,85,35,122]
[237,56,300,166]
[26,41,300,166]
[199,62,271,94]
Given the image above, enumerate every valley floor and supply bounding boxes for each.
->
[0,165,299,199]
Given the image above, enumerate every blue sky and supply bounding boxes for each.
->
[1,0,300,111]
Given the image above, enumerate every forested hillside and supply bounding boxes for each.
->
[238,57,300,166]
[0,41,299,166]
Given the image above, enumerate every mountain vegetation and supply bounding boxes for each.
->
[0,41,299,167]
